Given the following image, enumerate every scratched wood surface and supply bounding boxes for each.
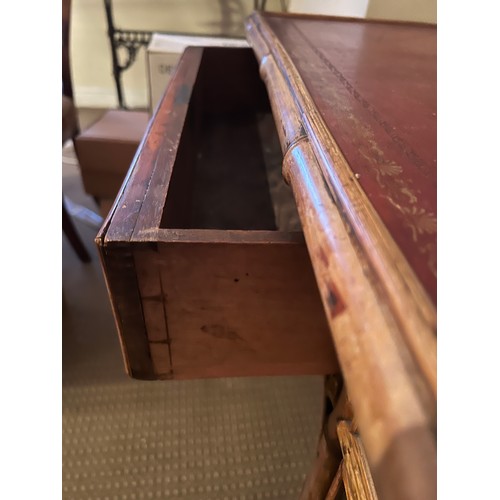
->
[246,12,437,500]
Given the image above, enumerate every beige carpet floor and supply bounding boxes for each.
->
[62,109,324,499]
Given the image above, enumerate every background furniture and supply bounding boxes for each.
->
[103,0,288,108]
[104,0,153,109]
[74,109,149,214]
[65,0,150,218]
[63,0,91,263]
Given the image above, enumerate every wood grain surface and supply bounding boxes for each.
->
[133,236,338,379]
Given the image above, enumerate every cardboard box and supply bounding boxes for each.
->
[146,33,249,113]
[75,109,150,200]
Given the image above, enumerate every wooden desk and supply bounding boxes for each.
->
[97,11,436,500]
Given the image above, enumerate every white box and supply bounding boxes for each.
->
[146,33,249,114]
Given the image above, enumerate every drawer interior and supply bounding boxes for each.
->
[159,47,300,232]
[99,46,337,380]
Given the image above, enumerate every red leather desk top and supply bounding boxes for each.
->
[266,14,437,303]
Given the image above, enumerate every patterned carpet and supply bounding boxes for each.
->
[62,128,324,500]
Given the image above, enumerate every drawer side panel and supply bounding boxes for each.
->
[155,241,338,379]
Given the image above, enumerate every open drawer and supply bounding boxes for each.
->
[96,46,338,380]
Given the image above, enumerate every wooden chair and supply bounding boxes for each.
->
[63,0,91,263]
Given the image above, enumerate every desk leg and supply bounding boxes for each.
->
[300,375,379,499]
[299,375,346,499]
[62,199,91,263]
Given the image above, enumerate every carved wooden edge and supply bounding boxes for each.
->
[337,421,378,500]
[246,12,437,500]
